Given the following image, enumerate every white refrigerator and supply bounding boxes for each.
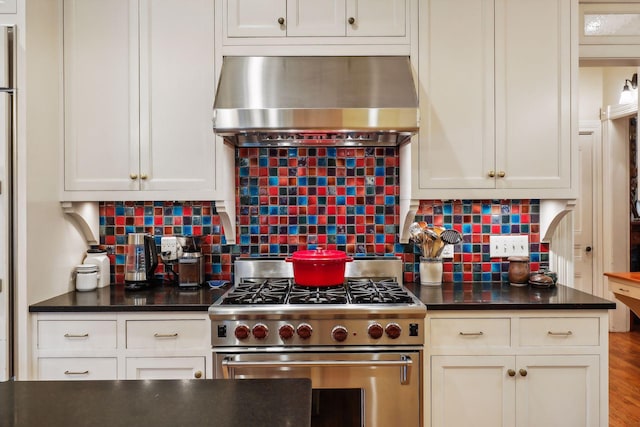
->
[0,25,15,382]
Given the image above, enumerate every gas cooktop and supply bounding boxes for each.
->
[221,278,415,305]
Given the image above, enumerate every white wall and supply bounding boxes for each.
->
[16,0,88,379]
[578,67,603,122]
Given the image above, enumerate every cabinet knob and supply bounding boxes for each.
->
[488,170,495,178]
[507,369,516,377]
[140,174,148,180]
[519,368,528,377]
[586,246,592,252]
[348,17,355,25]
[497,171,506,178]
[194,370,203,379]
[129,173,138,180]
[278,17,285,25]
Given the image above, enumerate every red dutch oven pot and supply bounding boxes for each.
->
[285,248,354,286]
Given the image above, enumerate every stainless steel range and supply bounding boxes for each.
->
[209,257,426,427]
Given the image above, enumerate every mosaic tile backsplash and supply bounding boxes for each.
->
[99,147,548,285]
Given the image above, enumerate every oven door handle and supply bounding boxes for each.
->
[222,355,413,385]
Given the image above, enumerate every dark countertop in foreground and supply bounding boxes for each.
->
[0,378,311,427]
[29,282,232,312]
[404,282,616,310]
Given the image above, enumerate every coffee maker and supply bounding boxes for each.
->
[178,236,205,288]
[124,233,158,290]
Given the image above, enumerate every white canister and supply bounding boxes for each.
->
[84,247,111,288]
[419,257,443,286]
[75,264,98,292]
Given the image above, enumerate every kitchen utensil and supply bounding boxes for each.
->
[83,245,110,288]
[408,222,424,244]
[124,233,158,290]
[285,248,353,286]
[430,226,446,258]
[508,256,529,286]
[440,229,463,245]
[423,228,438,258]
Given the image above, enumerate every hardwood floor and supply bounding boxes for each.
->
[609,329,640,426]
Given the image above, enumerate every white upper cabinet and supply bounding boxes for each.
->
[63,0,219,200]
[413,0,576,199]
[225,0,406,39]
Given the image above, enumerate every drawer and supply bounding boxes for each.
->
[38,320,117,350]
[38,357,117,380]
[125,357,205,380]
[519,317,600,347]
[430,318,511,350]
[610,281,640,300]
[126,319,208,350]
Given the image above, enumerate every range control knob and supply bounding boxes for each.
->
[296,323,313,340]
[367,323,384,339]
[332,325,348,342]
[279,324,295,340]
[385,323,402,339]
[234,324,250,340]
[252,323,269,340]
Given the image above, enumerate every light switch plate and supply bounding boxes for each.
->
[489,235,529,258]
[441,244,454,259]
[161,236,179,261]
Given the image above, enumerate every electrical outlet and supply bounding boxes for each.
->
[161,236,179,261]
[489,235,529,258]
[441,244,454,259]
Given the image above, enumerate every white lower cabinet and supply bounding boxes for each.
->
[426,311,608,427]
[431,354,599,427]
[125,357,205,379]
[32,313,211,380]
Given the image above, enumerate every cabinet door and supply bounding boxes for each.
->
[346,0,406,37]
[64,0,140,191]
[515,355,599,427]
[226,0,286,37]
[126,357,205,379]
[418,0,495,189]
[286,0,346,37]
[431,355,516,427]
[138,0,215,192]
[494,0,573,190]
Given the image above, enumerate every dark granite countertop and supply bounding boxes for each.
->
[404,282,616,310]
[0,378,311,427]
[29,282,232,313]
[29,281,616,313]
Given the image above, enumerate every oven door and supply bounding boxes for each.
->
[213,350,422,427]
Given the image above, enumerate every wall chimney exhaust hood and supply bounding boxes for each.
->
[213,56,419,147]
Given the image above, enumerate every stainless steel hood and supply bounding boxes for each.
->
[213,56,419,147]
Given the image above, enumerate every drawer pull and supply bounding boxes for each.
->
[64,333,89,338]
[459,331,484,336]
[618,288,630,293]
[519,368,527,377]
[547,331,573,336]
[154,332,179,338]
[507,369,516,377]
[64,370,89,375]
[194,370,203,379]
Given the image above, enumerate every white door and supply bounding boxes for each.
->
[515,355,600,427]
[226,0,285,37]
[346,0,406,37]
[63,0,140,191]
[287,0,345,37]
[431,355,515,427]
[125,357,205,379]
[574,126,598,294]
[138,0,216,192]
